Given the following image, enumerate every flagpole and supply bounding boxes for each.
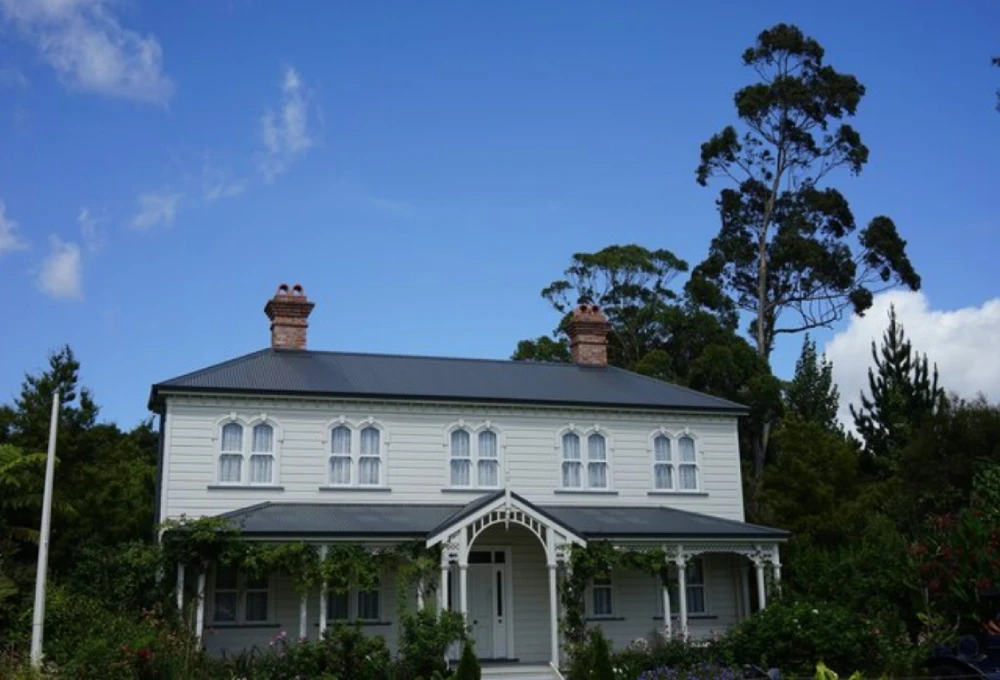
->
[30,390,59,669]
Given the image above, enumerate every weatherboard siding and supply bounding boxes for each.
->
[161,394,744,522]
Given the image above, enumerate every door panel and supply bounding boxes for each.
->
[468,566,494,658]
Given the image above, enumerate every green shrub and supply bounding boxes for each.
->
[727,599,874,675]
[567,628,615,680]
[453,640,481,680]
[612,636,734,679]
[395,608,466,679]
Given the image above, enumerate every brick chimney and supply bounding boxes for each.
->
[565,303,612,368]
[264,283,315,350]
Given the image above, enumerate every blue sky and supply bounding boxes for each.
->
[1,1,998,428]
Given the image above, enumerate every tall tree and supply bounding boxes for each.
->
[785,334,840,431]
[690,23,920,360]
[850,305,942,472]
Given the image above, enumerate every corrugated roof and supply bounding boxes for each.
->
[212,499,787,540]
[149,348,746,413]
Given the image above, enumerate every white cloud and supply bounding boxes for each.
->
[130,191,181,230]
[0,200,29,254]
[77,206,104,251]
[825,291,1000,426]
[0,0,174,104]
[257,66,317,182]
[202,160,246,202]
[37,236,83,300]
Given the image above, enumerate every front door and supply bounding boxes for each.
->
[466,549,509,659]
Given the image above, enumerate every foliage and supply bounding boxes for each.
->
[850,305,942,474]
[637,663,741,680]
[613,637,735,680]
[511,335,571,362]
[785,335,840,431]
[566,628,615,680]
[454,640,481,680]
[395,608,466,680]
[726,599,876,675]
[691,22,920,362]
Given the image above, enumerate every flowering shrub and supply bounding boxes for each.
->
[637,662,741,680]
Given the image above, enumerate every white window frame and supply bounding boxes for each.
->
[326,576,383,623]
[586,569,615,619]
[215,414,281,486]
[648,428,702,493]
[557,424,614,491]
[444,421,503,489]
[211,565,274,625]
[656,558,708,616]
[323,417,389,489]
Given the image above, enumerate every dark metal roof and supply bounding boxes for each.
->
[148,348,747,413]
[213,499,787,541]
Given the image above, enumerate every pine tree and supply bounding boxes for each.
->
[785,335,841,431]
[850,305,942,470]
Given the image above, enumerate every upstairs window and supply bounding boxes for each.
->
[359,427,382,486]
[450,429,472,486]
[650,432,700,492]
[327,423,385,487]
[653,435,673,490]
[587,434,608,489]
[329,425,352,485]
[219,423,243,483]
[249,424,274,484]
[478,431,499,487]
[561,433,582,488]
[678,436,699,491]
[217,419,278,486]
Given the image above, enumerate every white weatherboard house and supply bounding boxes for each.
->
[151,284,786,678]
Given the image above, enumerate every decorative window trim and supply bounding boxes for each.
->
[647,427,701,493]
[210,566,274,625]
[322,416,390,489]
[213,414,282,487]
[443,420,504,490]
[556,423,614,491]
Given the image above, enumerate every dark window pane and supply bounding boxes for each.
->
[245,592,268,622]
[358,589,380,621]
[447,571,453,611]
[494,551,505,563]
[328,591,349,620]
[496,571,503,616]
[246,573,269,590]
[215,566,238,590]
[213,592,237,622]
[468,551,491,564]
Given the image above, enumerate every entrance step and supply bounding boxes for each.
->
[481,663,561,680]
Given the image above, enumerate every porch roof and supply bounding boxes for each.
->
[214,497,787,541]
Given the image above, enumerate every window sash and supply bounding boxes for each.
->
[562,461,582,488]
[328,591,349,621]
[221,423,243,452]
[654,462,673,490]
[251,424,273,453]
[330,455,352,485]
[358,586,380,621]
[679,464,698,490]
[591,573,613,617]
[478,459,499,487]
[249,454,273,484]
[358,457,381,486]
[451,459,471,486]
[214,570,270,624]
[587,461,608,488]
[330,426,351,455]
[219,454,242,484]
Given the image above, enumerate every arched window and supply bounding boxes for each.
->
[450,429,471,486]
[359,426,382,486]
[219,422,244,483]
[329,425,352,485]
[561,433,582,488]
[250,423,275,484]
[653,435,673,490]
[477,430,499,487]
[587,434,608,489]
[678,435,699,490]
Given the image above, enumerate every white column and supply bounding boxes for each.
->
[676,556,688,641]
[772,545,782,595]
[417,578,424,611]
[439,565,449,612]
[299,592,308,640]
[547,563,559,667]
[459,564,469,618]
[755,560,767,610]
[175,563,185,612]
[319,546,328,637]
[662,584,672,639]
[195,571,206,642]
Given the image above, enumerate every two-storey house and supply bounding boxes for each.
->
[150,284,786,674]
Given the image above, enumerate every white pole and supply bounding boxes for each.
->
[30,391,59,668]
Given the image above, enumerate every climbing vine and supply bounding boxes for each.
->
[560,541,672,652]
[159,516,441,611]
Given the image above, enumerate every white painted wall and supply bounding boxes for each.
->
[160,394,745,523]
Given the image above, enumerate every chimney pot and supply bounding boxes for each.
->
[565,303,612,368]
[264,283,315,350]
